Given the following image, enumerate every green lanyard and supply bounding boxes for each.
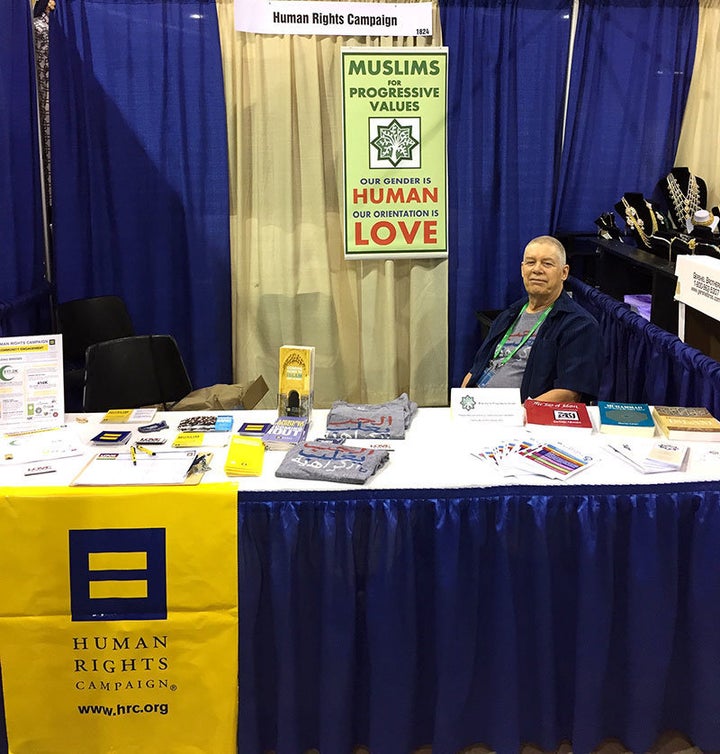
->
[491,302,553,368]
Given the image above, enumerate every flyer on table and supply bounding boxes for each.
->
[342,47,448,259]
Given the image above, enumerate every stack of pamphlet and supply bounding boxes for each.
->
[101,408,157,424]
[1,426,85,467]
[236,421,272,437]
[472,436,597,480]
[224,435,265,477]
[177,415,234,432]
[278,345,315,418]
[90,430,132,445]
[605,438,688,473]
[173,414,234,448]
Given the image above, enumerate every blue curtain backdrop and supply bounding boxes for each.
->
[552,0,698,233]
[440,0,573,387]
[49,0,231,389]
[0,0,50,336]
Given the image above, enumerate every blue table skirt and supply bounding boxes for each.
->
[237,482,720,754]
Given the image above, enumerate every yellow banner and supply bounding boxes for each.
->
[342,47,448,259]
[0,484,238,754]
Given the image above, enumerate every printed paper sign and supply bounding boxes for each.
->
[342,47,448,258]
[0,334,64,430]
[235,0,433,37]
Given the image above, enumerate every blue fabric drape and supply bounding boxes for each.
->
[49,0,231,388]
[440,0,572,387]
[568,276,720,412]
[0,0,51,336]
[238,485,720,754]
[553,0,698,233]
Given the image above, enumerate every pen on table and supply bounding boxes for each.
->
[130,445,137,466]
[135,443,156,457]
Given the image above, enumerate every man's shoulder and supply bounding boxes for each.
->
[553,291,599,324]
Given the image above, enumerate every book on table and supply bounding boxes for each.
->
[598,401,656,437]
[263,416,310,451]
[651,405,720,442]
[523,399,593,434]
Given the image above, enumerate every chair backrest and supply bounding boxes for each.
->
[83,335,192,412]
[57,295,135,364]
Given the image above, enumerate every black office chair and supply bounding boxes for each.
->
[82,334,193,412]
[57,296,135,411]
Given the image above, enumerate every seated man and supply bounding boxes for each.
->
[461,235,603,402]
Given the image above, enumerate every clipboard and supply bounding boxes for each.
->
[70,450,214,486]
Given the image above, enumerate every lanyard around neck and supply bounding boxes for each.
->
[492,302,553,367]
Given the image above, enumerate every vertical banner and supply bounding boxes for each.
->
[342,47,448,259]
[0,485,238,754]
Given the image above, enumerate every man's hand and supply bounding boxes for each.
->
[531,389,581,402]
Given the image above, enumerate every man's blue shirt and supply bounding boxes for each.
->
[468,290,603,401]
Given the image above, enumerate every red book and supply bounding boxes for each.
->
[524,399,593,433]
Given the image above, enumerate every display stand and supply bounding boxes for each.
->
[594,237,678,334]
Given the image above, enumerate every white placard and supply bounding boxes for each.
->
[235,0,433,37]
[675,254,720,322]
[0,334,64,431]
[450,387,524,426]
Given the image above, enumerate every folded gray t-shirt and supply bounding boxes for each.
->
[325,393,418,440]
[275,441,390,484]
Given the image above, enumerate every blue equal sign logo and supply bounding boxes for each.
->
[69,529,167,622]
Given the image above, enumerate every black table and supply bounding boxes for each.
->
[594,237,678,334]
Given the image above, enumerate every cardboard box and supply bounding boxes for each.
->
[171,376,269,411]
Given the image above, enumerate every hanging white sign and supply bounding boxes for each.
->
[235,0,433,37]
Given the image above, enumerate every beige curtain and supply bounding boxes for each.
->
[215,0,447,408]
[674,0,720,210]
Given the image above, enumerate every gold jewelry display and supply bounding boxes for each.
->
[694,214,714,227]
[666,172,700,225]
[621,196,657,248]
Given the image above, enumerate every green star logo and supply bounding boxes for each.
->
[370,119,419,167]
[460,394,476,412]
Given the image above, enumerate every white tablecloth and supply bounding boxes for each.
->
[3,407,719,490]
